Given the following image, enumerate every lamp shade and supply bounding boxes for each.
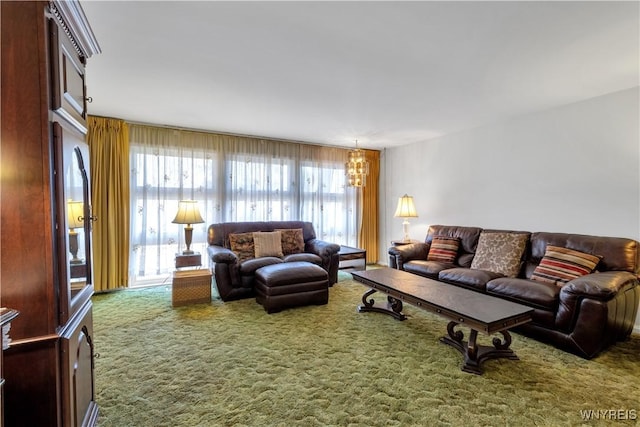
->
[172,200,204,225]
[394,194,418,218]
[67,200,85,229]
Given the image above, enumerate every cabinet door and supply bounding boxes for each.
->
[49,17,88,129]
[53,121,94,324]
[60,301,98,427]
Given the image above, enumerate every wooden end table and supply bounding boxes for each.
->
[338,246,366,271]
[175,252,202,269]
[390,239,421,246]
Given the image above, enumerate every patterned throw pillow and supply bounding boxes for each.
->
[276,228,305,255]
[426,236,460,263]
[229,232,255,263]
[253,231,284,258]
[531,245,600,286]
[470,232,528,277]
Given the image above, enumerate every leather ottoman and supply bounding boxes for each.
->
[255,261,329,313]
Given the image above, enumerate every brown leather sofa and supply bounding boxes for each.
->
[388,225,640,359]
[207,221,340,301]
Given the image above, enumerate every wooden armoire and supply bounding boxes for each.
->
[1,1,101,426]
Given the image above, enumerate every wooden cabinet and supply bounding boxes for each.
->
[0,1,100,426]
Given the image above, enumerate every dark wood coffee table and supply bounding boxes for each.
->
[351,268,533,374]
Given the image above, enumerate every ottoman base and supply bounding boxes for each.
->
[255,261,329,313]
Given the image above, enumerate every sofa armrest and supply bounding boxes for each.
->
[305,239,340,285]
[207,245,245,301]
[556,271,639,334]
[561,271,638,301]
[388,243,429,269]
[207,245,238,264]
[305,239,340,258]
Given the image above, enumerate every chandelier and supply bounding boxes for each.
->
[345,141,370,187]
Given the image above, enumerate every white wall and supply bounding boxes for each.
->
[380,87,640,331]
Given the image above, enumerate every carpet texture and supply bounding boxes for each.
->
[93,271,640,426]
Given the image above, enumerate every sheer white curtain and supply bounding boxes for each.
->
[129,127,223,282]
[223,137,299,221]
[129,124,358,282]
[298,144,359,245]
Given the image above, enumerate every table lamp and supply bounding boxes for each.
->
[67,200,85,264]
[394,194,418,242]
[172,200,204,254]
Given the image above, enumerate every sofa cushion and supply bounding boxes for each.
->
[276,228,305,255]
[427,236,460,263]
[229,232,255,262]
[470,231,528,277]
[404,260,451,280]
[438,267,503,291]
[253,231,284,258]
[530,245,600,286]
[487,277,560,311]
[239,257,283,275]
[283,252,322,265]
[255,261,328,288]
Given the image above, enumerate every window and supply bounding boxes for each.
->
[129,126,358,284]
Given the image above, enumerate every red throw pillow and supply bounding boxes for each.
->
[427,236,460,264]
[530,245,600,286]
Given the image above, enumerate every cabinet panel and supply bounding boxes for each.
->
[60,302,97,427]
[4,339,60,426]
[0,0,57,341]
[49,17,87,130]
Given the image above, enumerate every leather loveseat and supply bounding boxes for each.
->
[207,221,340,301]
[388,225,640,359]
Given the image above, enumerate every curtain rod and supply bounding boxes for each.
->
[90,115,378,152]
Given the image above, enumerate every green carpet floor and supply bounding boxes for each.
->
[92,271,640,426]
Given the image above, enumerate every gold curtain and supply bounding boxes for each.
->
[359,149,380,263]
[87,116,130,291]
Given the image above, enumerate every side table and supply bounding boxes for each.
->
[172,252,211,307]
[338,246,366,271]
[391,239,422,247]
[175,252,202,269]
[70,262,87,279]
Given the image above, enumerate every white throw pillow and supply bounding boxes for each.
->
[253,231,284,258]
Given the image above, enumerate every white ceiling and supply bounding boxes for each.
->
[81,1,639,150]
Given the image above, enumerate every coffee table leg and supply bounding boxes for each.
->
[357,288,406,320]
[440,321,520,375]
[492,330,513,350]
